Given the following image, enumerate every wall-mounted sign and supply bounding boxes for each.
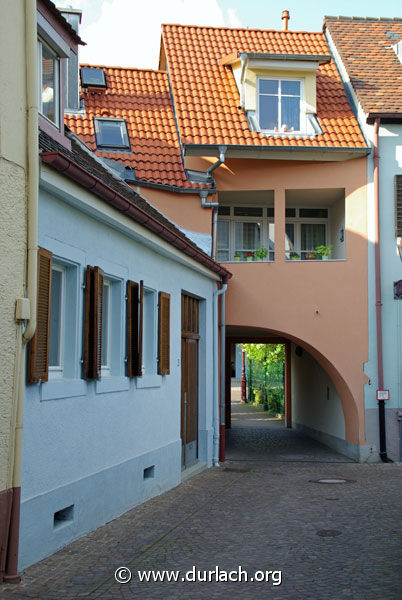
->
[376,390,390,401]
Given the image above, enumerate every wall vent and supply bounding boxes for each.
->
[54,504,74,529]
[143,466,155,479]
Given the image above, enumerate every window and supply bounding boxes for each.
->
[94,118,131,150]
[142,288,157,375]
[38,39,60,126]
[48,265,65,377]
[258,78,302,133]
[101,281,111,375]
[81,67,106,88]
[285,208,328,260]
[217,206,275,262]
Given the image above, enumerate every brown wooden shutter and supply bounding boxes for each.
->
[158,291,170,375]
[27,247,52,383]
[138,280,143,375]
[395,175,402,237]
[83,265,104,380]
[126,280,142,377]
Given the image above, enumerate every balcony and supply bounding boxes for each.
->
[217,188,345,263]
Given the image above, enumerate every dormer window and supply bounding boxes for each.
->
[94,118,131,151]
[258,78,302,133]
[38,39,60,126]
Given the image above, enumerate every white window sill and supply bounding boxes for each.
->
[135,374,162,389]
[41,379,87,401]
[95,377,130,394]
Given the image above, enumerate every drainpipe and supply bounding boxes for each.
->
[200,146,226,259]
[219,284,226,463]
[4,0,39,583]
[373,118,391,463]
[200,190,219,259]
[213,280,228,466]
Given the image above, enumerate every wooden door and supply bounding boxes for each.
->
[181,294,200,468]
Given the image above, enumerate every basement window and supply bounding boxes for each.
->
[94,118,131,151]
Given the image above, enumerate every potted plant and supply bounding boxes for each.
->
[290,252,299,261]
[246,251,254,262]
[255,246,268,261]
[313,244,333,261]
[234,251,241,262]
[305,251,316,260]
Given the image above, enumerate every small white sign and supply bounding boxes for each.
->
[377,390,390,401]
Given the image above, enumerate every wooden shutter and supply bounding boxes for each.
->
[158,291,170,375]
[395,175,402,237]
[83,265,104,380]
[138,280,143,375]
[27,247,52,383]
[126,280,142,377]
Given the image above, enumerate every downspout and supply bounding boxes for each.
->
[373,117,391,463]
[213,280,228,466]
[200,146,226,259]
[4,0,39,582]
[219,283,226,462]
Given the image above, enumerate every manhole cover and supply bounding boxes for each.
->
[316,529,342,537]
[310,478,355,484]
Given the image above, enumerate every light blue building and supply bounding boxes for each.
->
[326,17,402,461]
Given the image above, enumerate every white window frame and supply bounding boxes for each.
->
[37,37,60,128]
[48,264,65,379]
[142,287,157,375]
[217,206,275,262]
[285,208,329,260]
[101,280,112,376]
[257,77,304,135]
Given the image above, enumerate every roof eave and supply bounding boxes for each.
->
[183,144,370,162]
[40,150,231,282]
[367,112,402,124]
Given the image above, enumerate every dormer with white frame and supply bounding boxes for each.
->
[221,52,331,137]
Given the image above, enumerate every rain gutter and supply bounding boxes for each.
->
[213,283,227,466]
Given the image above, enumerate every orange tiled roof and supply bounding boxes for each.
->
[161,24,367,149]
[325,17,402,114]
[65,66,203,189]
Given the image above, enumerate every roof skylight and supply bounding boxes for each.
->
[81,67,106,88]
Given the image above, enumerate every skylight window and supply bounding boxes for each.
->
[81,67,106,88]
[94,118,131,150]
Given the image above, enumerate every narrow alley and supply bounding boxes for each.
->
[1,390,400,600]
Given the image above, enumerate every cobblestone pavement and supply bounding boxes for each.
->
[1,398,401,600]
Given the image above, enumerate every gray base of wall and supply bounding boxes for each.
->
[292,422,366,462]
[19,440,182,570]
[364,407,401,463]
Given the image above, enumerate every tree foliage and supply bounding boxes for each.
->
[241,343,284,367]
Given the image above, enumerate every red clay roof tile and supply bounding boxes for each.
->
[161,24,366,149]
[325,17,402,114]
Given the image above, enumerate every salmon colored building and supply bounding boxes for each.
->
[67,18,377,461]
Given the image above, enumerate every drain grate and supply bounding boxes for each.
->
[316,529,342,537]
[223,466,252,473]
[310,478,355,484]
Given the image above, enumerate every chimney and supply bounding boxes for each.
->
[59,8,83,112]
[281,10,290,31]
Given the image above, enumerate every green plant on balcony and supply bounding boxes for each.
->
[290,252,299,260]
[234,251,241,262]
[246,251,254,262]
[255,246,268,261]
[313,244,333,260]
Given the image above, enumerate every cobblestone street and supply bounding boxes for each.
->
[1,393,401,600]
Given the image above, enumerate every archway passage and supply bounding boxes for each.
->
[224,328,358,463]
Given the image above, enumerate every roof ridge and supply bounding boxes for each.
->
[80,63,167,74]
[161,23,324,35]
[325,15,402,22]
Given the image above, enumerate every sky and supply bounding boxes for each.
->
[56,0,402,69]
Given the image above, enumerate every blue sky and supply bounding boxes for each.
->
[56,0,401,68]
